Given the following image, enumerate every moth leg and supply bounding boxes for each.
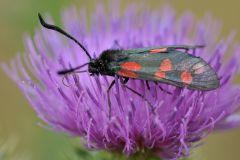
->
[121,77,129,84]
[146,81,150,90]
[154,82,172,95]
[111,40,122,49]
[120,78,155,113]
[159,85,172,95]
[107,79,116,119]
[193,48,196,55]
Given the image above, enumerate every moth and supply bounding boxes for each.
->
[38,13,219,117]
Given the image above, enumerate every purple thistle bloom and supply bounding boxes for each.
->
[3,3,240,160]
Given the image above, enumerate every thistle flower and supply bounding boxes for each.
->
[3,3,240,160]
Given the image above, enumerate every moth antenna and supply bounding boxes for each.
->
[38,13,92,60]
[58,69,76,75]
[57,63,89,75]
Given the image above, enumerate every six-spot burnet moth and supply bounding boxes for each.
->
[38,13,220,117]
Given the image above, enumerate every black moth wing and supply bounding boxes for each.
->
[108,46,219,90]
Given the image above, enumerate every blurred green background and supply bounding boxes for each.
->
[1,0,240,159]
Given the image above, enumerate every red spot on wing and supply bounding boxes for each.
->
[154,59,172,80]
[181,71,192,84]
[120,62,142,71]
[160,59,172,71]
[149,48,167,53]
[154,71,166,79]
[118,70,138,79]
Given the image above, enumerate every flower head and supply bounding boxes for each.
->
[3,3,240,160]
